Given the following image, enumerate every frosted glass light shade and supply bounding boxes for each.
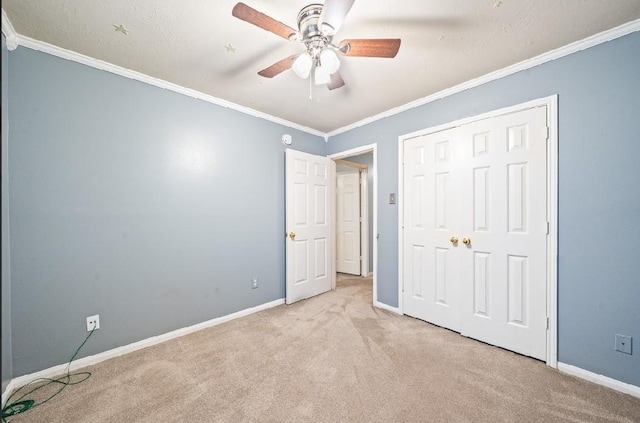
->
[314,64,331,85]
[319,49,340,74]
[292,52,313,79]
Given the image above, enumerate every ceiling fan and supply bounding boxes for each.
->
[232,0,401,90]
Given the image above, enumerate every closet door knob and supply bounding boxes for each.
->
[450,236,458,244]
[462,237,471,246]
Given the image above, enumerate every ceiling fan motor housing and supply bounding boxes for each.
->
[297,4,332,51]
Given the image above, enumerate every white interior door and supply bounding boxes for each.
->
[402,129,461,332]
[336,171,361,275]
[402,106,548,360]
[458,107,548,360]
[285,149,335,304]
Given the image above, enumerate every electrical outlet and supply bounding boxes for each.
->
[86,314,100,332]
[252,276,258,289]
[615,334,632,355]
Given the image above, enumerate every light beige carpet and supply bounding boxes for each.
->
[8,274,640,422]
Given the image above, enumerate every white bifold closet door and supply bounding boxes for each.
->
[403,128,462,332]
[403,106,548,360]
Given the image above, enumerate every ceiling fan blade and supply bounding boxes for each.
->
[232,3,297,40]
[257,55,299,78]
[318,0,356,35]
[338,39,401,58]
[327,72,345,90]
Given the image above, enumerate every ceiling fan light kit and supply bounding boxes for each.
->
[293,48,340,85]
[232,1,401,91]
[295,3,341,86]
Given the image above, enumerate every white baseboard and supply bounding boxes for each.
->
[373,300,402,315]
[558,362,640,398]
[2,298,285,406]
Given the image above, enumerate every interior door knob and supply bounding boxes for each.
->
[462,237,471,246]
[450,236,458,244]
[288,232,296,240]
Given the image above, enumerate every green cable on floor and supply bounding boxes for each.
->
[2,327,96,422]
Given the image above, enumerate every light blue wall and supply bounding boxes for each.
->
[5,29,639,391]
[326,32,640,387]
[2,35,13,393]
[7,47,324,376]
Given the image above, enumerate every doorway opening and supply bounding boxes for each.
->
[336,158,369,277]
[329,144,378,306]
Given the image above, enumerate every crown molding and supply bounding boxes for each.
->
[1,9,18,51]
[5,14,639,140]
[326,18,640,138]
[13,35,325,138]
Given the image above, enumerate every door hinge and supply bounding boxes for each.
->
[546,126,550,140]
[360,256,363,261]
[359,217,362,223]
[546,317,549,330]
[546,221,550,235]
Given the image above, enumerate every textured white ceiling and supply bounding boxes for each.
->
[3,0,640,133]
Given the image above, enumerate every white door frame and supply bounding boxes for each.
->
[329,144,378,305]
[397,95,558,368]
[360,168,369,277]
